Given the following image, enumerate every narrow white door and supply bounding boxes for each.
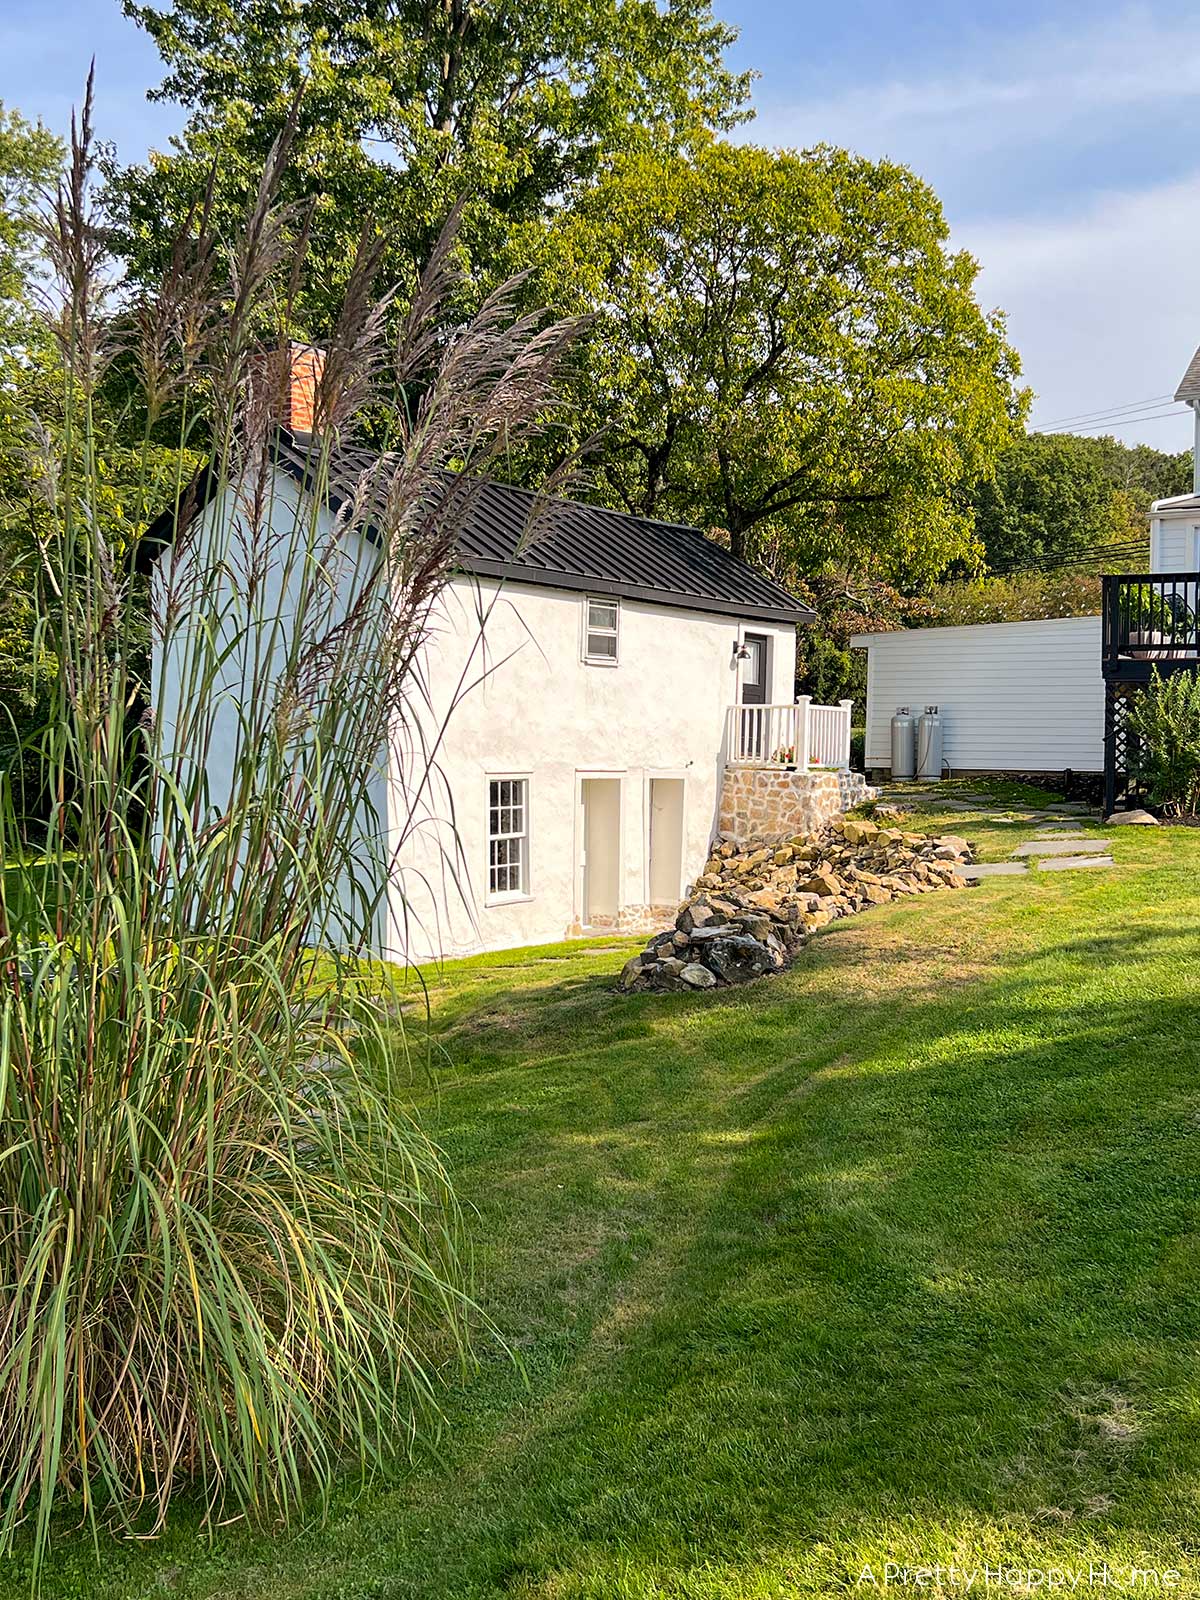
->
[647,779,685,908]
[580,778,622,925]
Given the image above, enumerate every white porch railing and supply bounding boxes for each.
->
[725,696,854,771]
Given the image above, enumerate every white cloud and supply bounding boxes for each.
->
[742,5,1199,452]
[959,175,1200,449]
[749,7,1200,169]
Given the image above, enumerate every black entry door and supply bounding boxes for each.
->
[739,633,769,760]
[740,633,769,704]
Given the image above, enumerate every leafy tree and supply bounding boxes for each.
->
[533,141,1023,581]
[971,431,1150,571]
[1088,435,1192,514]
[0,105,64,790]
[0,101,195,822]
[921,570,1102,626]
[0,102,60,342]
[106,0,751,323]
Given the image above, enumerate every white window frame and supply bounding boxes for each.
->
[582,595,620,666]
[486,775,531,903]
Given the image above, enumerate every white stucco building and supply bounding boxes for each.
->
[146,407,875,964]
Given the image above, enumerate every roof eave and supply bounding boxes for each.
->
[454,555,814,625]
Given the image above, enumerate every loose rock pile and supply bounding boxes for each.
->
[621,817,972,993]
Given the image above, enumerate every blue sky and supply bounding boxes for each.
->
[2,0,1196,451]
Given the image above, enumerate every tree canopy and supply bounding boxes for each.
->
[0,104,64,782]
[106,0,751,323]
[971,431,1191,572]
[534,141,1024,584]
[0,102,60,343]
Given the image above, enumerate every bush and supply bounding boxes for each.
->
[1125,671,1200,815]
[0,93,576,1573]
[920,570,1102,627]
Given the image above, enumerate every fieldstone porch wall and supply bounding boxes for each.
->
[719,767,876,844]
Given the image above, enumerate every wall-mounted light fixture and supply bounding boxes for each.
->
[733,641,751,662]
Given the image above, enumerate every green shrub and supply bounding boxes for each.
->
[921,570,1102,627]
[1125,671,1200,815]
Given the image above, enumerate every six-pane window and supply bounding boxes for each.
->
[584,597,619,663]
[488,778,529,897]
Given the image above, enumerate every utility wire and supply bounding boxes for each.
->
[1033,408,1191,436]
[985,537,1151,578]
[1035,392,1174,429]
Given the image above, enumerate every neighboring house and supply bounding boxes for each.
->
[145,352,871,964]
[852,345,1200,812]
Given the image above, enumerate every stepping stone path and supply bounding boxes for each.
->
[1011,837,1107,856]
[1037,854,1115,871]
[874,789,1124,876]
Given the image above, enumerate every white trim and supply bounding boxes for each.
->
[485,772,532,904]
[582,595,620,665]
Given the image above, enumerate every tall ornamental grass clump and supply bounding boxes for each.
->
[1125,668,1200,816]
[0,84,578,1572]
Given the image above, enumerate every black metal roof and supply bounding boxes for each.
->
[139,433,814,625]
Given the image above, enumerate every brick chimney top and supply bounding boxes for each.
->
[281,342,324,435]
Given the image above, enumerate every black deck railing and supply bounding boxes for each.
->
[1101,573,1200,678]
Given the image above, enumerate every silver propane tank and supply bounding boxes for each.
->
[917,706,943,781]
[890,707,916,780]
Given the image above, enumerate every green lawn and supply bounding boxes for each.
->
[15,791,1200,1598]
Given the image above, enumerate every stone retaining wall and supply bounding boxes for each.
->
[718,766,876,844]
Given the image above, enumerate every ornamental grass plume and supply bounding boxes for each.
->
[0,74,579,1575]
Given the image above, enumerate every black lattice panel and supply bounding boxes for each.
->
[1103,682,1144,814]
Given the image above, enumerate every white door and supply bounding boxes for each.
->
[580,778,622,925]
[647,779,685,908]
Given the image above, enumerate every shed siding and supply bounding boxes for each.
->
[853,616,1103,773]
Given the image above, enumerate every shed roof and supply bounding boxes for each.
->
[140,433,814,626]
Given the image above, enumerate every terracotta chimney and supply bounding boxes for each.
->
[282,342,324,435]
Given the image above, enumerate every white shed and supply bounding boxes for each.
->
[850,615,1104,775]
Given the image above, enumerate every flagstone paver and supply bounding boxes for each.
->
[1036,854,1115,871]
[961,862,1029,879]
[1011,838,1108,857]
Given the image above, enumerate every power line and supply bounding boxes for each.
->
[1033,409,1191,437]
[1062,409,1196,435]
[988,539,1150,578]
[1035,392,1174,430]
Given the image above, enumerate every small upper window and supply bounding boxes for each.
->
[584,597,619,664]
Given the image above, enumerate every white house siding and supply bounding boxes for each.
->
[388,575,797,964]
[152,476,390,949]
[850,616,1103,774]
[1150,510,1200,572]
